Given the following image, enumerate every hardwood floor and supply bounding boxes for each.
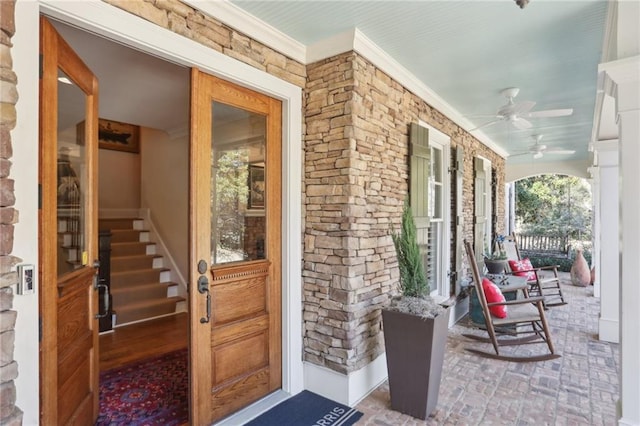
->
[99,313,188,371]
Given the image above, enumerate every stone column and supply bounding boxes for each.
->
[600,54,640,426]
[0,0,23,424]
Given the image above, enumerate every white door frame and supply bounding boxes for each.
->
[34,0,304,416]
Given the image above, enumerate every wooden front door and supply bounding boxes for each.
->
[39,17,100,425]
[189,70,282,424]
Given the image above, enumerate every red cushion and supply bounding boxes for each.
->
[482,278,507,318]
[508,258,536,281]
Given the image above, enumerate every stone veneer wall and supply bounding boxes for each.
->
[103,0,306,89]
[0,0,23,424]
[64,0,505,377]
[303,52,505,373]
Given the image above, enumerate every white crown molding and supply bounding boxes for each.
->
[181,0,306,64]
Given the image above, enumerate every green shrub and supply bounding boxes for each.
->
[526,250,592,272]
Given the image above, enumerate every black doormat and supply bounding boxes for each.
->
[245,390,363,426]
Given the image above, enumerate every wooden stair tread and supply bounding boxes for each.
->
[111,254,162,260]
[111,281,178,294]
[102,216,183,327]
[115,297,186,325]
[119,296,185,308]
[111,267,170,277]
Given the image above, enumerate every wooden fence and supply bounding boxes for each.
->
[516,234,570,258]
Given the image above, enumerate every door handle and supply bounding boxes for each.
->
[198,275,211,324]
[95,279,110,319]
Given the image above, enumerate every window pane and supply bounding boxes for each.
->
[431,146,442,183]
[211,102,266,265]
[57,70,87,276]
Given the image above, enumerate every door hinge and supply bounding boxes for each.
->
[39,53,43,79]
[39,317,42,342]
[38,184,42,210]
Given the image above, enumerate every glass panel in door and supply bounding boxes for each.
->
[211,102,266,265]
[57,70,88,276]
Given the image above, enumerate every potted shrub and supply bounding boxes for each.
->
[484,234,507,274]
[382,201,449,420]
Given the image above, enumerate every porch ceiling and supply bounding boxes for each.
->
[52,0,610,171]
[230,0,609,167]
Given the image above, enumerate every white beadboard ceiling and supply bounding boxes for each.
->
[52,0,609,168]
[229,0,609,165]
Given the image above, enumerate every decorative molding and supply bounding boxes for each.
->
[180,0,306,64]
[599,56,640,112]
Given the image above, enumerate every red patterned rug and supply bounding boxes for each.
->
[96,349,188,426]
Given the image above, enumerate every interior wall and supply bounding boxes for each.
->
[139,127,189,282]
[98,148,141,209]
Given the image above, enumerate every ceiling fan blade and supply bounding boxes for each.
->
[512,100,536,115]
[498,100,533,117]
[525,108,574,118]
[469,119,502,131]
[512,117,532,130]
[508,152,531,158]
[545,149,576,155]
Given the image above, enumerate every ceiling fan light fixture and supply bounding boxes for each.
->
[515,0,530,9]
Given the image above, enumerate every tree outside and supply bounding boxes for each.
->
[515,174,592,250]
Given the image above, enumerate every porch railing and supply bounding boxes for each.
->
[516,234,570,258]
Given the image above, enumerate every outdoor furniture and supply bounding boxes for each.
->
[463,240,560,362]
[503,233,567,307]
[468,274,527,326]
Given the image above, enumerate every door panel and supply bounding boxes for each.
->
[190,70,282,424]
[40,17,99,425]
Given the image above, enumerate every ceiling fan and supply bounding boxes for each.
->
[470,87,573,131]
[510,135,576,159]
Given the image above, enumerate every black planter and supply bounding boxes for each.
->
[381,307,449,420]
[484,259,507,274]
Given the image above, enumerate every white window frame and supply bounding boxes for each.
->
[418,121,450,301]
[480,157,493,254]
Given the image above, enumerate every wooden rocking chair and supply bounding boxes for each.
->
[503,233,567,307]
[463,240,560,362]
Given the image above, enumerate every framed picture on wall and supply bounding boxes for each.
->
[248,165,265,209]
[98,118,140,153]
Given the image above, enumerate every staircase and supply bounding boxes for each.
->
[99,217,185,327]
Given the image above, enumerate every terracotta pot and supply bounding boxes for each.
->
[570,249,590,287]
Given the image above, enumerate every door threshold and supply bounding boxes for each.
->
[214,389,292,426]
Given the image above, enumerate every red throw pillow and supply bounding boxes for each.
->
[508,258,536,281]
[481,278,508,318]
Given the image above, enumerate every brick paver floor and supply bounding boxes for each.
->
[355,273,619,425]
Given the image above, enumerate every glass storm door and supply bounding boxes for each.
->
[189,69,282,424]
[39,17,100,425]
